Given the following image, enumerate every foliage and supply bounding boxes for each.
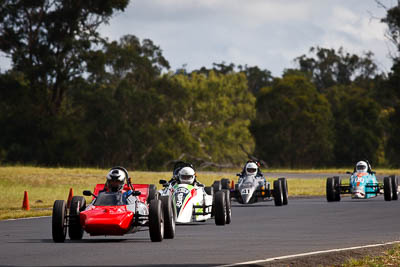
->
[172,71,256,167]
[0,166,334,220]
[1,1,400,169]
[251,74,334,168]
[294,47,380,92]
[71,35,175,169]
[0,0,129,115]
[381,2,400,57]
[325,85,383,166]
[342,244,400,267]
[193,62,273,95]
[381,2,400,167]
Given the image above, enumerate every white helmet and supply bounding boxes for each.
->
[106,168,126,192]
[245,162,258,176]
[178,167,195,184]
[355,161,368,173]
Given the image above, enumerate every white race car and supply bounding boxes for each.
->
[159,162,231,225]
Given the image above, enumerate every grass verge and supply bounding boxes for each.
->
[2,166,398,220]
[340,244,400,267]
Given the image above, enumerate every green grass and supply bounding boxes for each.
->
[340,245,400,267]
[0,166,171,220]
[1,166,398,220]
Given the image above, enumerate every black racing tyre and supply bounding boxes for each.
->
[52,200,67,243]
[149,199,164,242]
[68,196,86,240]
[278,178,288,205]
[333,176,341,201]
[273,180,283,206]
[390,175,398,201]
[384,177,393,201]
[147,184,158,203]
[222,189,231,224]
[221,178,230,190]
[160,195,175,239]
[214,191,226,226]
[204,186,214,195]
[326,177,335,202]
[212,181,222,193]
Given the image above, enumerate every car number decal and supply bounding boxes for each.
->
[241,188,251,194]
[355,177,365,183]
[176,192,184,208]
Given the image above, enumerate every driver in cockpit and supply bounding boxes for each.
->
[98,167,135,204]
[239,161,266,185]
[353,160,371,174]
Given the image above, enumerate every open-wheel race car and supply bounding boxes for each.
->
[326,164,399,202]
[52,167,175,242]
[159,161,231,225]
[222,176,288,206]
[218,161,288,206]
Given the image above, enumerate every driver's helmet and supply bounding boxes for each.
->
[178,167,195,184]
[245,162,258,176]
[355,161,368,173]
[106,168,126,192]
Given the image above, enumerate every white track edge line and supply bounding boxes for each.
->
[218,240,400,266]
[2,216,51,221]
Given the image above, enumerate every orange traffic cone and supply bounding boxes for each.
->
[67,188,73,208]
[22,191,30,210]
[231,180,234,189]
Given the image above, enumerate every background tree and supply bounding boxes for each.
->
[380,2,400,166]
[0,0,130,166]
[325,85,383,166]
[194,62,274,95]
[238,65,273,95]
[72,35,177,169]
[173,71,256,167]
[0,0,129,115]
[295,47,379,92]
[251,74,334,168]
[380,0,400,56]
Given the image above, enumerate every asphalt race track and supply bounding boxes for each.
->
[1,196,400,266]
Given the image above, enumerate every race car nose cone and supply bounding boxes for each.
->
[242,193,252,204]
[352,192,365,199]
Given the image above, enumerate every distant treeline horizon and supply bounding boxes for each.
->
[1,1,400,170]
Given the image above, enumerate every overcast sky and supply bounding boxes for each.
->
[0,0,397,77]
[98,0,397,77]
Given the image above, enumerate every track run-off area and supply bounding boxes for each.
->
[1,194,400,266]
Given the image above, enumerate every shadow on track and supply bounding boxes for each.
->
[231,203,276,208]
[0,265,217,267]
[1,263,217,267]
[176,222,213,226]
[8,237,151,243]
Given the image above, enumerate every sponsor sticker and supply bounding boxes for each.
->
[175,187,190,194]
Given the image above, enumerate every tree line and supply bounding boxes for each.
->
[0,0,399,169]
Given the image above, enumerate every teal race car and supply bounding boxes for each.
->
[326,161,399,201]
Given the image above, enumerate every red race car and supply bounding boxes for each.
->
[52,167,175,243]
